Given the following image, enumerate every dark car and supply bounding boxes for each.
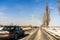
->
[0,26,24,40]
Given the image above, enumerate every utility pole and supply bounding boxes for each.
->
[31,15,35,26]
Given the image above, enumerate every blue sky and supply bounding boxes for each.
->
[0,0,60,27]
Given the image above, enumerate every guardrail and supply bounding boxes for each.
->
[43,29,60,40]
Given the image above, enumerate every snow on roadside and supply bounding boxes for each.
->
[45,28,60,36]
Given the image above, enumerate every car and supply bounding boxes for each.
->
[0,26,24,40]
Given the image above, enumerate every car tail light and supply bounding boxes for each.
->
[6,32,10,35]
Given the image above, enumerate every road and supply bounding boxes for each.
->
[32,28,50,40]
[39,28,50,40]
[18,28,50,40]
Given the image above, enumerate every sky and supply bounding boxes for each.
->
[0,0,60,27]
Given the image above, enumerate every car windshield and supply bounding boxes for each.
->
[2,26,15,31]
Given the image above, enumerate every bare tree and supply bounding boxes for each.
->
[45,2,50,28]
[42,0,50,28]
[58,0,60,15]
[41,0,50,28]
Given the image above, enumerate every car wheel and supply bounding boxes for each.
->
[14,34,18,40]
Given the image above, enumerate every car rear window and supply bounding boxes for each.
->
[2,26,15,31]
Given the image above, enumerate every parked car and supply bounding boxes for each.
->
[0,26,24,40]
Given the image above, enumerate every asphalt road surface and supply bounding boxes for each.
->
[28,28,50,40]
[20,28,50,40]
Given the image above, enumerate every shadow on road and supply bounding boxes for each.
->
[9,34,29,40]
[18,34,29,39]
